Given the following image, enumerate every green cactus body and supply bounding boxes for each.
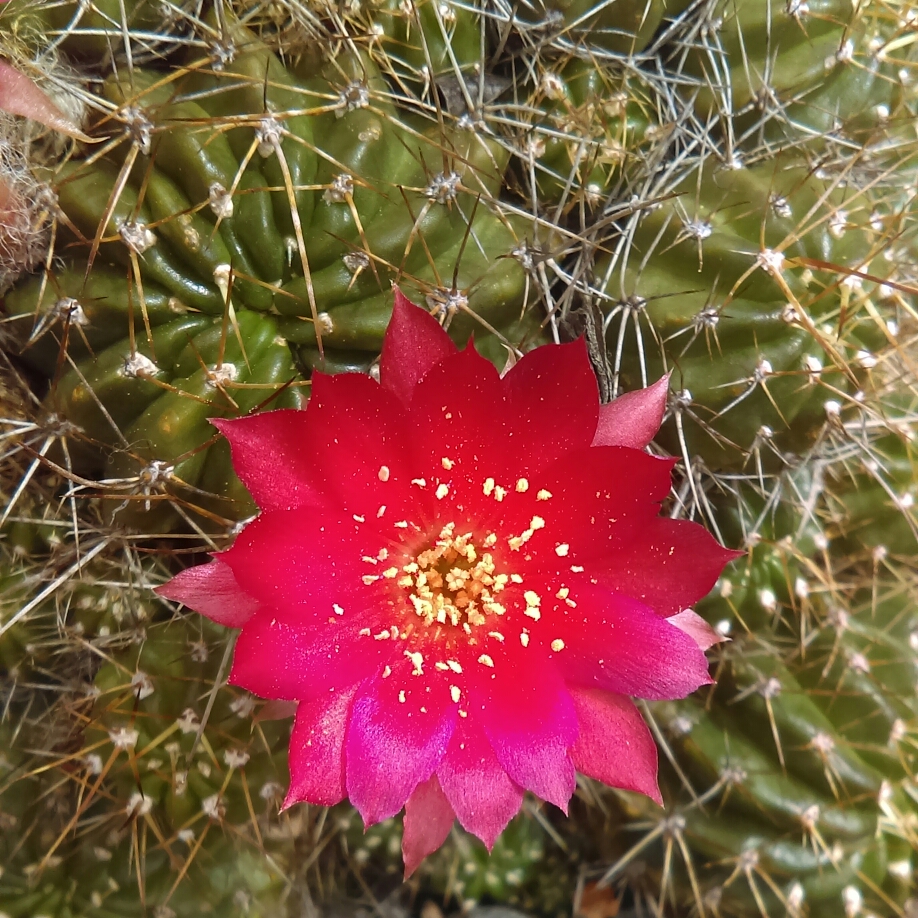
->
[505,0,691,55]
[3,23,544,532]
[361,0,484,84]
[0,614,294,917]
[0,0,201,60]
[507,56,660,209]
[597,154,883,470]
[1,0,917,915]
[674,0,852,118]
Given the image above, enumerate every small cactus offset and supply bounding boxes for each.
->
[0,0,916,916]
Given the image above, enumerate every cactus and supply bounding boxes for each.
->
[1,0,917,916]
[2,16,546,531]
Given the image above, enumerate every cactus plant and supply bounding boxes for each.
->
[0,0,916,916]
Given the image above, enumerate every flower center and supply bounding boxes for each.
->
[393,522,515,630]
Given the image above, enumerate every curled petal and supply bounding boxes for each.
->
[570,686,662,805]
[213,412,324,512]
[464,635,577,811]
[155,557,258,628]
[402,775,455,878]
[283,685,358,809]
[346,660,457,825]
[667,609,728,651]
[380,288,457,407]
[0,61,91,140]
[437,718,524,849]
[592,375,669,449]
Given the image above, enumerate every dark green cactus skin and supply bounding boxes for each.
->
[2,22,545,531]
[0,0,201,60]
[505,56,659,209]
[597,153,882,470]
[503,0,693,55]
[673,1,915,153]
[0,614,295,918]
[578,401,918,917]
[1,1,917,916]
[344,807,576,912]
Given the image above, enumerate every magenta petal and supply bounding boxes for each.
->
[221,508,381,623]
[409,345,511,516]
[532,585,715,700]
[569,686,662,805]
[346,660,457,825]
[304,372,420,520]
[283,685,358,809]
[594,518,743,616]
[437,718,524,849]
[510,448,677,570]
[402,774,455,877]
[230,613,390,700]
[667,609,727,651]
[466,636,577,811]
[501,339,599,475]
[380,288,458,407]
[213,412,325,512]
[155,558,258,628]
[592,375,669,449]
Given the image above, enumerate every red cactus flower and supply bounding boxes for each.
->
[158,291,739,874]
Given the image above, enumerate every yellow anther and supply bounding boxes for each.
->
[405,650,424,675]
